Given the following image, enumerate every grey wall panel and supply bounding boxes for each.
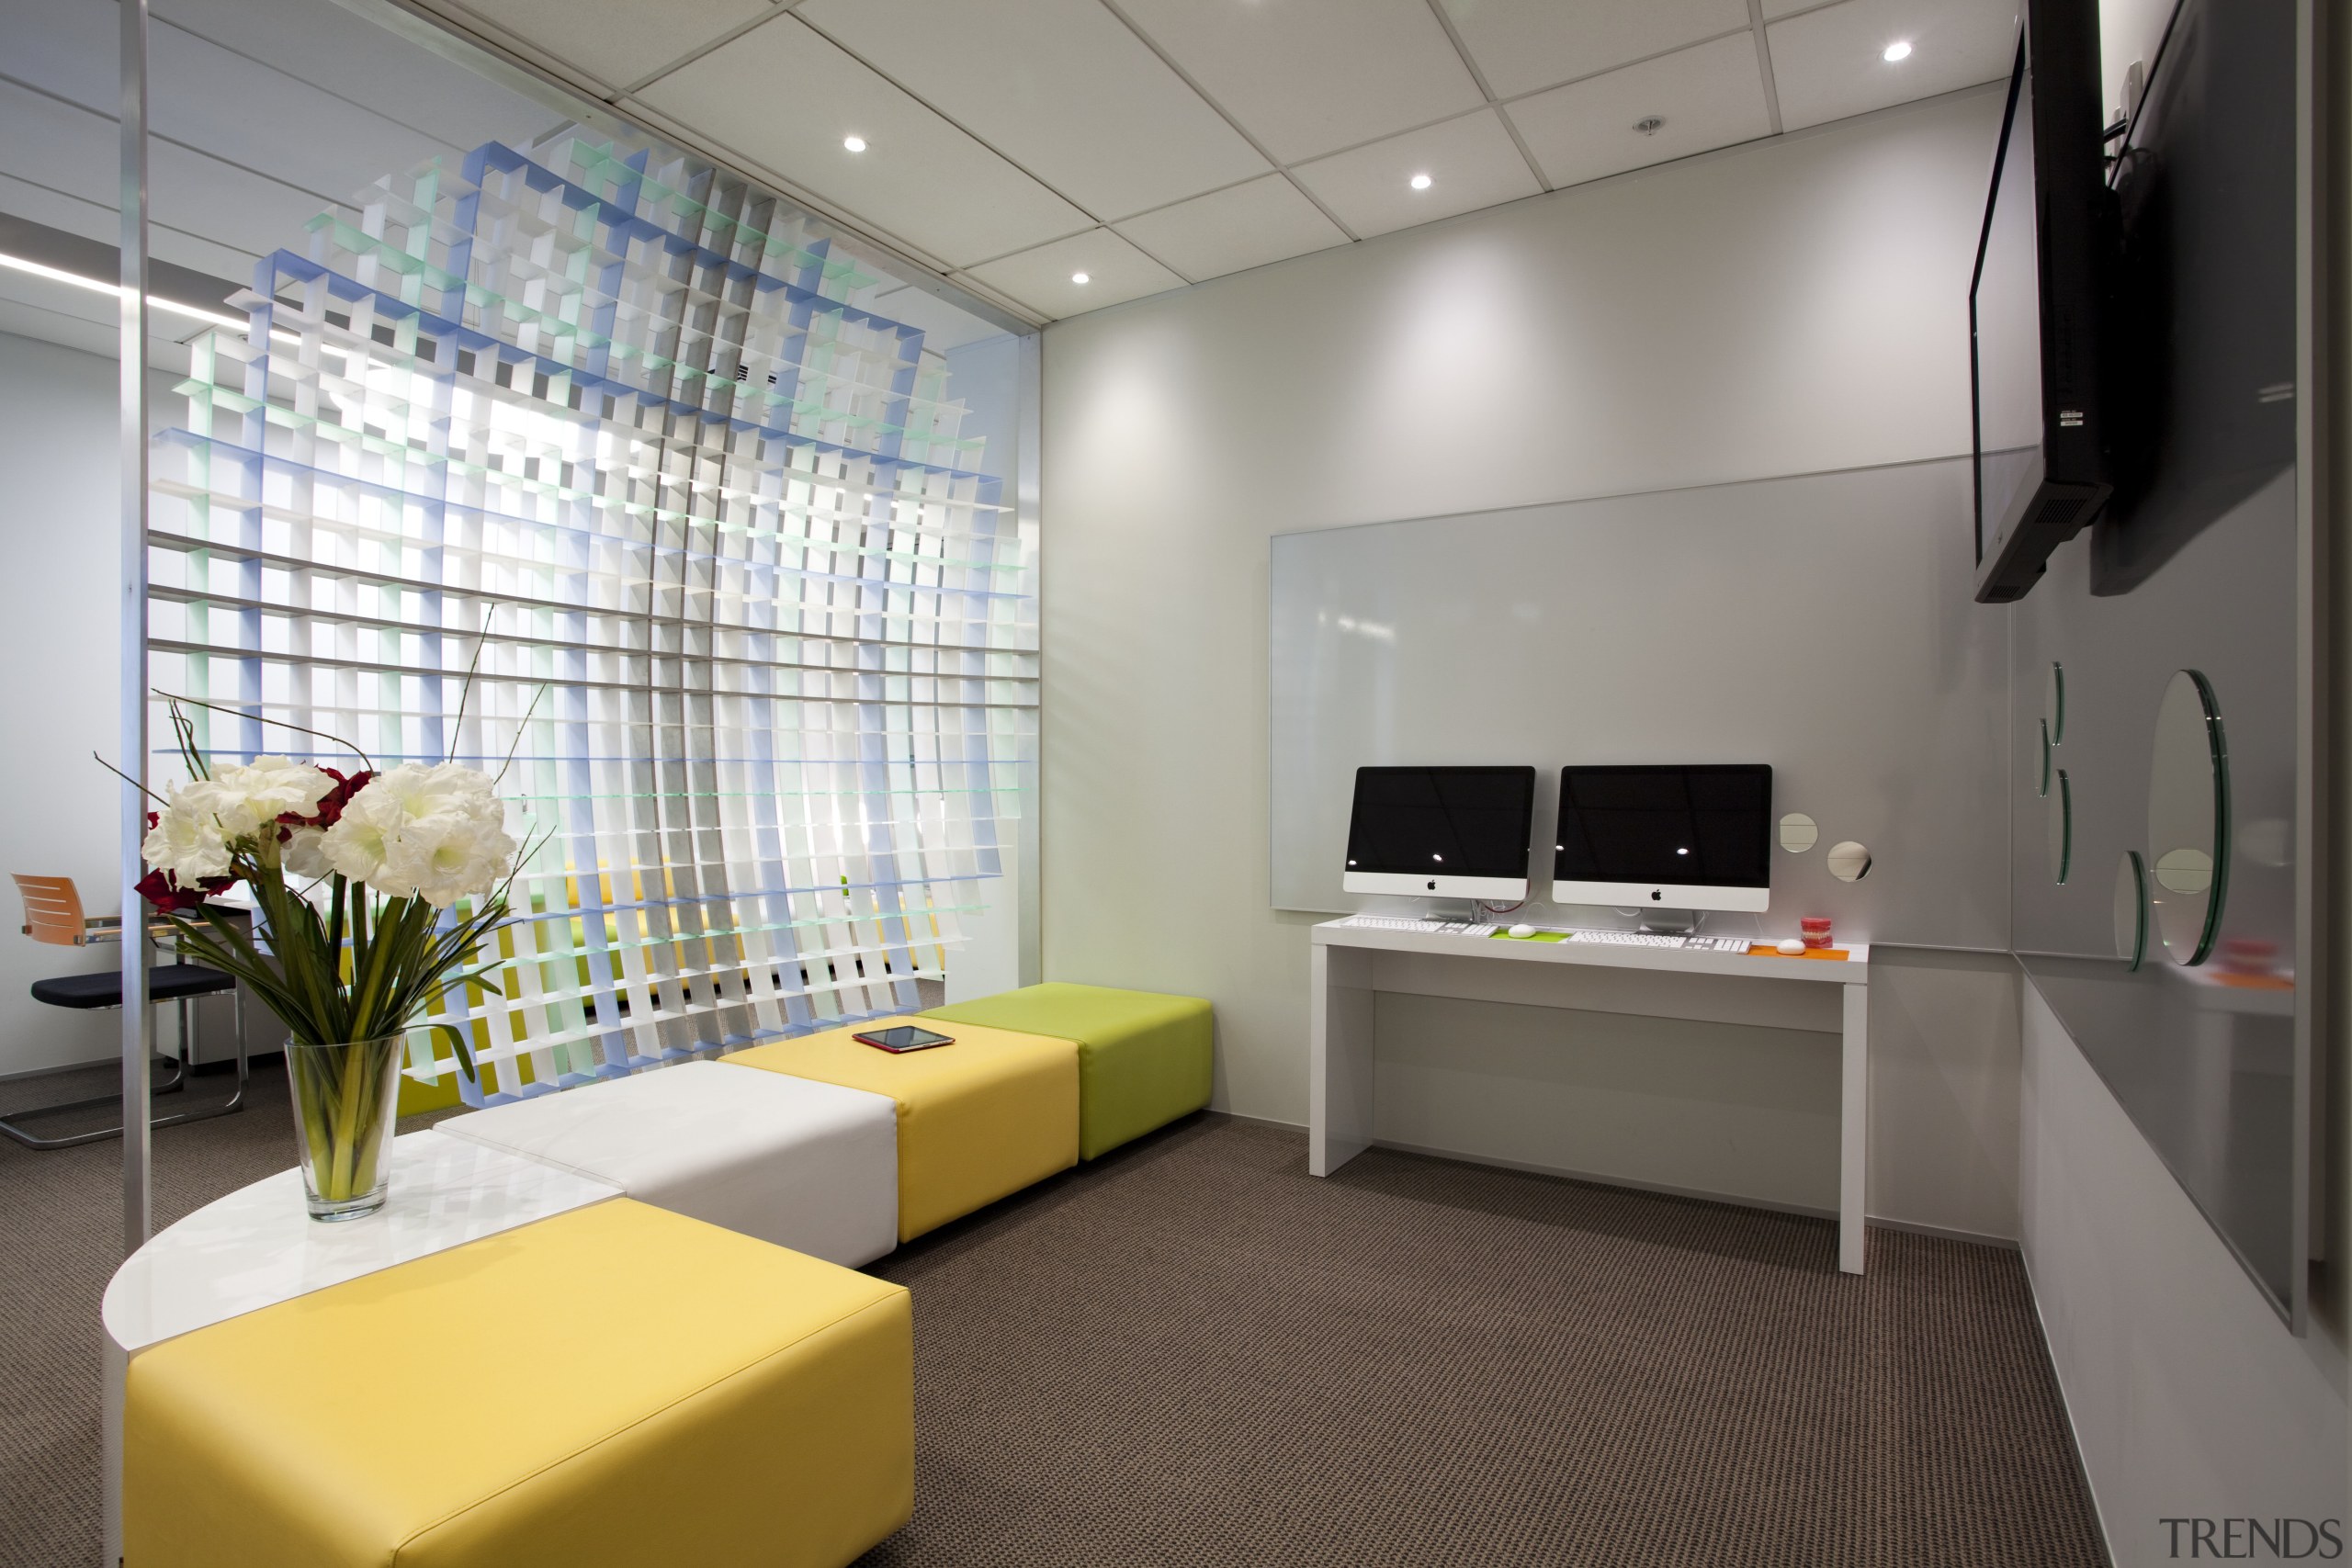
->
[1270,457,2011,949]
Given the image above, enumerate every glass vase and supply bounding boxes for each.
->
[285,1035,404,1222]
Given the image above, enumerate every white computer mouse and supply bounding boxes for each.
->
[1776,938,1806,955]
[1508,923,1536,939]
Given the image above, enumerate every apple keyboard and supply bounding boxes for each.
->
[1340,916,1497,936]
[1570,931,1750,953]
[1338,917,1748,953]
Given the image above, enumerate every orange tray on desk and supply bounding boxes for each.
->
[1746,943,1854,962]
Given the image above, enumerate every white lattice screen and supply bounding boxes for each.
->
[147,130,1035,1106]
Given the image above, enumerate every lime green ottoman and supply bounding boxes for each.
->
[921,983,1213,1160]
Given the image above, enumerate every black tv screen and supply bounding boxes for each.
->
[1969,1,2113,604]
[2093,0,2296,592]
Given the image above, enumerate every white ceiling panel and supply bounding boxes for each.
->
[797,0,1268,221]
[1440,0,1753,101]
[0,296,120,363]
[442,0,773,94]
[1770,0,2018,131]
[1112,0,1485,165]
[963,228,1183,318]
[865,281,1014,353]
[1506,34,1772,191]
[153,0,555,148]
[0,170,258,282]
[0,274,202,373]
[11,0,458,208]
[0,82,325,266]
[633,14,1091,268]
[1114,175,1348,282]
[1289,110,1541,240]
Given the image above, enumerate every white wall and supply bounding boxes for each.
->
[1038,86,2022,1235]
[2021,979,2346,1563]
[0,332,130,1076]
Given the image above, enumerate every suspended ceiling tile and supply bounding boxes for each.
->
[964,229,1184,320]
[0,170,259,283]
[1507,35,1773,191]
[153,0,555,148]
[1438,0,1753,101]
[12,0,455,203]
[1113,0,1485,165]
[0,81,325,266]
[1114,175,1348,282]
[634,14,1092,268]
[865,282,1014,353]
[797,0,1268,222]
[441,0,774,93]
[0,274,199,373]
[1769,0,2018,132]
[1288,110,1541,240]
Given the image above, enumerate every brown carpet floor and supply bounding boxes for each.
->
[860,1116,2107,1568]
[1,1066,2106,1568]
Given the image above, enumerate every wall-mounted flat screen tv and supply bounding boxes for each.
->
[2093,0,2296,593]
[1970,0,2114,604]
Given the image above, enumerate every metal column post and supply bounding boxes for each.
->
[119,0,153,1255]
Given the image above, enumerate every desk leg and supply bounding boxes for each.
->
[1310,944,1375,1177]
[1839,983,1869,1275]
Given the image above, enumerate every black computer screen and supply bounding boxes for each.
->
[1554,765,1771,888]
[1344,767,1534,879]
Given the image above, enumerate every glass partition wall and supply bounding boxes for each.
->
[19,0,1035,1241]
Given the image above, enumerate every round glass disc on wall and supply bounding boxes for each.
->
[2113,850,2148,971]
[2146,669,2230,965]
[2049,769,2072,886]
[1779,812,1818,853]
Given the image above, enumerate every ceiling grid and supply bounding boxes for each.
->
[0,0,2024,339]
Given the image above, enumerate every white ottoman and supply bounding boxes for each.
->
[435,1061,899,1266]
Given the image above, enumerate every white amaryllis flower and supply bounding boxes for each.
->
[280,825,334,881]
[322,762,516,908]
[141,796,235,884]
[141,757,339,884]
[219,756,336,826]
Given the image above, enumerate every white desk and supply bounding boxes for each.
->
[100,1131,620,1564]
[1309,919,1872,1275]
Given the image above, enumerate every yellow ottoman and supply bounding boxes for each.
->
[124,1200,912,1568]
[725,1020,1078,1241]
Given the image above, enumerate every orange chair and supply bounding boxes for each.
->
[5,875,247,1150]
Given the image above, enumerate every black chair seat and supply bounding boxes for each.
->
[30,963,238,1010]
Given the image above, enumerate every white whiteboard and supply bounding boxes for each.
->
[1268,458,2010,949]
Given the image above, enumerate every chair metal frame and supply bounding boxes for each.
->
[3,875,249,1151]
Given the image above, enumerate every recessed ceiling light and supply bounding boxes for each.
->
[1071,271,1091,285]
[1409,173,1433,191]
[842,134,867,152]
[1883,40,1912,62]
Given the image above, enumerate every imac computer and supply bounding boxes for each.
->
[1551,764,1772,917]
[1343,766,1536,901]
